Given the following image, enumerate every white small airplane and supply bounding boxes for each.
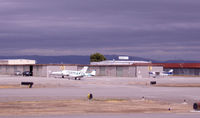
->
[51,66,96,80]
[149,69,173,77]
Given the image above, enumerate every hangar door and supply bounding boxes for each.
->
[116,67,123,77]
[99,67,106,76]
[116,67,129,77]
[30,66,33,76]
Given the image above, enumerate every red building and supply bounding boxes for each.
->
[157,63,200,76]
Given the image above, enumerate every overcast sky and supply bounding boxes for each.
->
[0,0,200,60]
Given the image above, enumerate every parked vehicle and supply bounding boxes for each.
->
[14,71,22,76]
[22,71,32,76]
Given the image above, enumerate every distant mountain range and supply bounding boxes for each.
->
[0,55,199,64]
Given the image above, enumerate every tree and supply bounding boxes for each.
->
[90,53,106,62]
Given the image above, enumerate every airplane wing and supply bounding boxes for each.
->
[67,74,84,80]
[51,71,63,75]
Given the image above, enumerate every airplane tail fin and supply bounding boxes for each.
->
[168,69,173,74]
[80,66,88,73]
[169,69,173,73]
[91,70,96,76]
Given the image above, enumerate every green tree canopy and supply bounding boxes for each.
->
[90,53,106,62]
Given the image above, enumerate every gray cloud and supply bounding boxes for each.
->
[0,0,200,60]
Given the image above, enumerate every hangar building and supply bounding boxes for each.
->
[0,63,163,78]
[0,59,199,77]
[0,57,163,78]
[0,59,36,65]
[80,63,162,78]
[162,63,200,76]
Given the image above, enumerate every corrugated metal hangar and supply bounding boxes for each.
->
[0,59,200,77]
[0,63,163,78]
[79,63,163,77]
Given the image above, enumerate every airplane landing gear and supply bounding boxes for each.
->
[75,77,81,80]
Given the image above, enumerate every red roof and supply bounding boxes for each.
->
[156,63,200,68]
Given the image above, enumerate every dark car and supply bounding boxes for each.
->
[22,71,32,76]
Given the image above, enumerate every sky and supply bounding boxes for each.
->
[0,0,200,60]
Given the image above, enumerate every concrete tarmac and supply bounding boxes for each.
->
[0,75,200,117]
[1,113,200,118]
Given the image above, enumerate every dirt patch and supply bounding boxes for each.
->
[0,99,191,116]
[155,83,200,87]
[0,85,20,89]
